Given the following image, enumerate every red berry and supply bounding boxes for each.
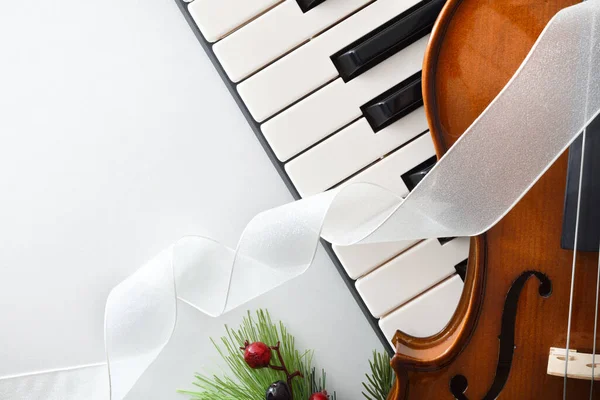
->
[309,391,328,400]
[241,341,272,369]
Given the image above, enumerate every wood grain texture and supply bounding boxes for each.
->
[388,0,600,398]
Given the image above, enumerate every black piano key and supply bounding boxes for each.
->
[401,155,436,191]
[438,237,455,245]
[561,114,600,252]
[454,259,468,282]
[331,0,445,82]
[361,71,423,132]
[296,0,327,13]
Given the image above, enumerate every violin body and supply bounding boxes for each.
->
[388,0,600,398]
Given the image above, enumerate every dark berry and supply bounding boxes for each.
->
[265,380,291,400]
[242,341,271,369]
[309,391,328,400]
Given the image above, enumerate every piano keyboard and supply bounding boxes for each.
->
[176,0,468,351]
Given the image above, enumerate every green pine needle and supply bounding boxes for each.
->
[180,309,336,400]
[361,350,394,400]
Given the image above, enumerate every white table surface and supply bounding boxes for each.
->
[0,0,382,398]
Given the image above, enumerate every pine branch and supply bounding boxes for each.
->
[361,350,394,400]
[180,309,335,399]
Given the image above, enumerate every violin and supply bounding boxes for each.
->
[388,0,600,398]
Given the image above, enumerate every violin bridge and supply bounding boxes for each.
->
[547,347,600,381]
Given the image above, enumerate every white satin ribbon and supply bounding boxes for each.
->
[2,1,599,398]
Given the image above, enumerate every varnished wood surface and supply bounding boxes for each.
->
[389,0,600,398]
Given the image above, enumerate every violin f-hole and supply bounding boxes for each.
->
[449,271,552,400]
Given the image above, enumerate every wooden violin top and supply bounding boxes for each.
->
[389,0,600,398]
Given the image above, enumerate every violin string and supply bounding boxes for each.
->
[590,130,599,398]
[564,129,587,400]
[590,234,600,399]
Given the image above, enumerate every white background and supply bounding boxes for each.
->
[0,0,382,398]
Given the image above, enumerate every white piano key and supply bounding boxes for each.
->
[339,132,435,197]
[333,241,418,280]
[262,35,429,161]
[188,0,281,43]
[355,237,469,318]
[331,134,435,279]
[213,0,372,82]
[285,107,428,197]
[379,274,464,348]
[237,0,423,122]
